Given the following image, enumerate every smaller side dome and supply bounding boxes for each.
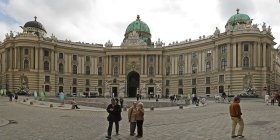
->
[23,16,47,36]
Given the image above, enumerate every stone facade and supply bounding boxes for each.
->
[0,11,280,97]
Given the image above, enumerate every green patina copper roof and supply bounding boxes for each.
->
[125,15,150,35]
[226,9,250,25]
[24,16,47,33]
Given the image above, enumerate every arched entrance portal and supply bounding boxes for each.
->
[127,71,140,97]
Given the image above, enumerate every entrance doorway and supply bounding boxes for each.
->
[148,87,154,98]
[127,71,140,97]
[112,87,118,97]
[192,87,197,94]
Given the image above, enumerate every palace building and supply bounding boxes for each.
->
[1,9,280,97]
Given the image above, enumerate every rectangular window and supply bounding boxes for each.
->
[45,85,50,92]
[166,80,170,86]
[244,44,249,51]
[192,52,197,58]
[73,78,77,85]
[24,49,29,55]
[86,79,90,85]
[179,54,183,61]
[73,55,77,61]
[44,50,49,57]
[59,53,63,59]
[179,79,183,86]
[59,77,63,84]
[86,56,90,62]
[114,57,118,62]
[192,78,196,85]
[98,57,102,63]
[149,56,153,62]
[206,87,210,94]
[206,77,210,84]
[45,76,50,83]
[98,80,102,86]
[221,46,227,54]
[219,75,224,83]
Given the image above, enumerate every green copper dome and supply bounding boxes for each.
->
[125,15,150,35]
[226,9,250,26]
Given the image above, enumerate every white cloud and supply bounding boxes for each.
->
[0,0,279,47]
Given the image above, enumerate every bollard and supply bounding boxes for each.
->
[26,98,29,101]
[150,106,154,111]
[179,105,183,109]
[23,99,26,102]
[30,101,33,105]
[50,104,53,108]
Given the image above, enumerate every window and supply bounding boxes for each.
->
[45,76,50,83]
[167,56,170,63]
[73,55,77,61]
[179,65,184,75]
[24,60,29,69]
[221,59,227,70]
[192,64,197,74]
[207,50,212,57]
[206,62,211,72]
[59,53,63,59]
[166,66,170,76]
[114,57,118,62]
[73,78,77,85]
[243,57,249,67]
[113,66,118,76]
[166,88,169,96]
[72,87,77,93]
[24,49,29,55]
[206,87,210,94]
[44,50,49,57]
[149,66,154,75]
[219,75,224,83]
[98,80,102,86]
[72,65,77,74]
[44,61,49,71]
[86,56,90,62]
[179,54,183,61]
[192,52,197,58]
[98,88,102,95]
[149,56,153,62]
[86,79,90,85]
[166,80,170,86]
[179,79,183,86]
[206,77,210,84]
[221,46,227,54]
[45,85,50,92]
[192,78,196,85]
[85,66,90,75]
[59,77,63,84]
[244,44,249,52]
[178,88,183,95]
[98,67,102,75]
[59,63,64,73]
[98,57,102,63]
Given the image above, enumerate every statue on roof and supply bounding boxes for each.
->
[9,31,14,38]
[267,26,272,34]
[262,22,267,31]
[214,27,220,36]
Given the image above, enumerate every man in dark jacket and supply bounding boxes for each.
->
[106,98,122,139]
[229,96,244,138]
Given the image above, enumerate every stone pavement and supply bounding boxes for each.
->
[1,96,280,140]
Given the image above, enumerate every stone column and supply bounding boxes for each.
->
[9,48,13,69]
[227,43,231,68]
[81,56,85,74]
[120,55,123,75]
[159,55,162,75]
[91,57,94,74]
[14,47,17,69]
[198,52,202,72]
[253,42,257,67]
[145,55,147,75]
[155,55,158,75]
[123,55,126,75]
[232,43,237,67]
[35,47,39,70]
[54,52,58,71]
[109,55,111,75]
[51,50,55,71]
[105,56,108,75]
[39,48,43,69]
[185,54,188,73]
[201,51,205,72]
[263,43,266,67]
[257,42,261,67]
[238,42,242,67]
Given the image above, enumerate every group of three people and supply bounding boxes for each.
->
[106,98,144,139]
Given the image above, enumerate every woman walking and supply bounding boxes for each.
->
[135,102,144,138]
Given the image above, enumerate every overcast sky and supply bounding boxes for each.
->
[0,0,279,47]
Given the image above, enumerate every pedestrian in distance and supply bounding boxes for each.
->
[71,98,80,109]
[128,102,138,136]
[135,102,144,138]
[106,98,122,139]
[265,93,270,105]
[14,91,18,102]
[271,94,275,106]
[8,91,13,101]
[229,96,244,138]
[119,97,124,108]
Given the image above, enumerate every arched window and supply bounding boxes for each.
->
[206,61,211,72]
[44,61,49,71]
[221,59,227,70]
[59,63,64,73]
[113,66,118,76]
[149,66,154,75]
[72,65,77,74]
[243,57,249,67]
[24,60,29,69]
[98,67,102,75]
[166,66,170,75]
[192,64,197,74]
[85,66,90,75]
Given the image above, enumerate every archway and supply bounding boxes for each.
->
[127,71,140,97]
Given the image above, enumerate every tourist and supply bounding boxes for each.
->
[34,90,38,100]
[106,98,122,139]
[71,98,80,109]
[128,102,138,136]
[59,92,65,105]
[271,94,275,106]
[136,93,140,101]
[229,96,244,138]
[135,102,144,138]
[119,97,124,108]
[265,93,270,105]
[14,91,18,102]
[8,91,13,101]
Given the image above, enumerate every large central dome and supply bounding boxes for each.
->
[125,15,150,36]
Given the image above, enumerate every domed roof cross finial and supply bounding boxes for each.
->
[236,8,240,14]
[34,16,37,21]
[137,15,140,20]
